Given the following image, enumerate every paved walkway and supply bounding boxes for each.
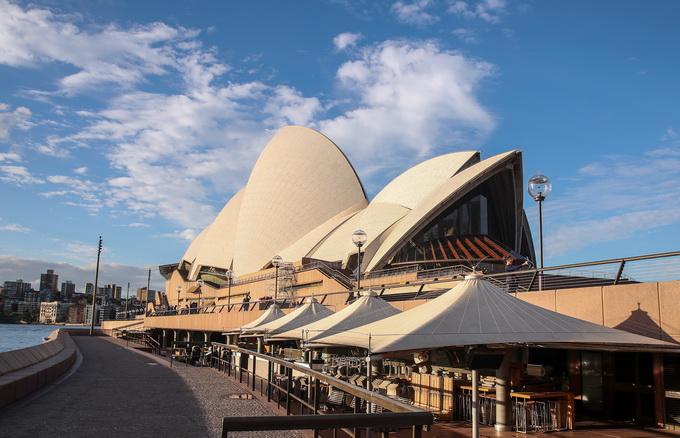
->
[0,336,297,438]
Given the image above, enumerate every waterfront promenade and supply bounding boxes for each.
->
[0,336,298,438]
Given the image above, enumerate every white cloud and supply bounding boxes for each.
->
[0,152,21,162]
[0,165,44,185]
[73,166,88,175]
[317,40,495,184]
[127,222,150,228]
[452,28,478,43]
[43,174,107,213]
[0,103,32,139]
[0,0,192,94]
[392,0,439,25]
[333,32,363,51]
[448,0,507,23]
[156,229,198,241]
[545,140,680,256]
[0,223,31,233]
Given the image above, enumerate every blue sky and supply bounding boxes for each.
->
[1,0,679,289]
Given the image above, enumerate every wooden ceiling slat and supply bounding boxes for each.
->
[455,239,473,260]
[437,240,448,260]
[464,237,486,258]
[483,236,511,258]
[446,239,461,259]
[474,236,500,259]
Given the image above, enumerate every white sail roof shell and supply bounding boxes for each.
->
[188,188,244,279]
[252,298,334,337]
[312,276,680,354]
[372,152,479,209]
[366,150,520,271]
[309,202,410,265]
[181,224,210,267]
[276,204,363,263]
[232,126,368,275]
[270,291,401,341]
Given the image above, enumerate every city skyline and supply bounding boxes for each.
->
[1,0,679,278]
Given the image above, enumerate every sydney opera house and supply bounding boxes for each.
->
[164,125,534,296]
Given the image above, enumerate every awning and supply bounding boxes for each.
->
[250,297,333,338]
[239,304,285,334]
[312,273,680,354]
[270,290,401,341]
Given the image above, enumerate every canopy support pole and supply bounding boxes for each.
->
[495,350,511,432]
[472,368,480,438]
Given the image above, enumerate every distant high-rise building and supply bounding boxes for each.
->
[3,280,33,300]
[40,269,59,299]
[24,290,40,302]
[136,287,156,303]
[84,304,99,325]
[104,284,122,300]
[61,281,76,299]
[85,283,94,295]
[67,303,86,324]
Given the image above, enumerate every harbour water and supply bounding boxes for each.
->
[0,323,63,353]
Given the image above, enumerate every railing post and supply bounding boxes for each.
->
[252,355,257,391]
[239,354,243,383]
[528,270,538,291]
[267,359,273,402]
[313,377,320,414]
[354,395,360,438]
[614,260,626,285]
[313,377,321,438]
[286,366,292,415]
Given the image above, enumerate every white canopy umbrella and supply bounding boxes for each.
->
[269,290,401,341]
[236,304,285,335]
[313,273,680,354]
[251,297,334,338]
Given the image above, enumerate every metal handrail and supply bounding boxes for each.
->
[213,342,424,414]
[222,413,432,438]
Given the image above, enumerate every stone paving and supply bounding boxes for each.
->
[0,336,298,438]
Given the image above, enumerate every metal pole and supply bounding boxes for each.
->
[89,236,102,336]
[538,196,544,291]
[146,268,151,304]
[274,265,279,302]
[356,244,362,292]
[472,368,480,438]
[227,273,232,307]
[125,282,130,317]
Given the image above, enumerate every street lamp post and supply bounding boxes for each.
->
[196,279,204,311]
[125,282,130,318]
[528,174,552,290]
[271,255,282,302]
[352,230,367,295]
[89,236,102,336]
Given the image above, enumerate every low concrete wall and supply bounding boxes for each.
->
[100,319,144,335]
[0,329,77,408]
